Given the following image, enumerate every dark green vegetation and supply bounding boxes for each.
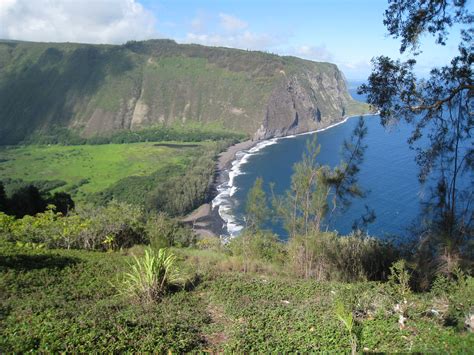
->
[24,122,246,145]
[0,139,234,215]
[1,1,472,351]
[0,183,73,217]
[0,39,368,145]
[0,116,472,351]
[360,0,473,276]
[0,238,473,352]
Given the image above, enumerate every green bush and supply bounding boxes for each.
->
[145,212,195,250]
[430,269,474,330]
[287,232,399,281]
[2,202,146,251]
[75,201,145,250]
[229,230,286,264]
[8,207,85,249]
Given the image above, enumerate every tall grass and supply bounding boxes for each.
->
[288,232,399,281]
[121,248,181,304]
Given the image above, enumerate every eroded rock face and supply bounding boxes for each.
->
[0,39,368,143]
[256,69,355,139]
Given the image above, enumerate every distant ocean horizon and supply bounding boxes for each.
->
[213,85,428,241]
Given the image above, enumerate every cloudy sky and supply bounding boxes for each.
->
[0,0,462,80]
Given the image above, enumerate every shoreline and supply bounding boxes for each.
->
[181,139,258,237]
[182,113,377,238]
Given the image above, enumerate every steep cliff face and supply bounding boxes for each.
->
[0,39,368,144]
[257,62,359,139]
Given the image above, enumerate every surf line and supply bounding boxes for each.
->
[211,113,377,238]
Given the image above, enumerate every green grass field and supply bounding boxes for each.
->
[0,142,209,201]
[0,242,472,352]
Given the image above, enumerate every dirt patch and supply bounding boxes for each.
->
[200,292,231,351]
[153,143,199,148]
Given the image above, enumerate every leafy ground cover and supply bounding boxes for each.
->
[0,141,212,202]
[1,243,472,352]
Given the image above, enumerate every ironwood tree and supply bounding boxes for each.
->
[359,0,473,270]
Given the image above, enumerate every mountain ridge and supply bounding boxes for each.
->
[0,39,369,144]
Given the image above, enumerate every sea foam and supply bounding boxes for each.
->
[211,114,376,237]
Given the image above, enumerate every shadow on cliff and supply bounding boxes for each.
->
[0,45,135,145]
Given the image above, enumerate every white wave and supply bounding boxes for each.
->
[212,114,376,237]
[211,137,279,236]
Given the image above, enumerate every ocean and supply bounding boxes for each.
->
[212,85,435,241]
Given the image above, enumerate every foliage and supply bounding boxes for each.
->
[145,212,195,250]
[0,241,473,352]
[25,124,246,146]
[359,0,473,273]
[430,268,474,331]
[0,182,75,218]
[75,201,145,251]
[272,118,370,278]
[334,299,358,355]
[1,201,146,251]
[120,248,182,304]
[6,185,47,218]
[229,230,286,265]
[287,232,398,282]
[245,177,269,232]
[0,212,15,236]
[0,242,209,352]
[145,148,219,216]
[386,260,414,329]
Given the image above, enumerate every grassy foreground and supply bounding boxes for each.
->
[1,242,472,352]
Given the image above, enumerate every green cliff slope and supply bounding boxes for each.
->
[0,39,368,144]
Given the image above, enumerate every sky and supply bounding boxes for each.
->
[0,0,464,80]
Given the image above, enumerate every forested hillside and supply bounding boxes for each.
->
[0,39,368,145]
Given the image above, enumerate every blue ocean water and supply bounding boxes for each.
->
[216,85,427,241]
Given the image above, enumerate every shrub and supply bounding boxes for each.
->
[120,247,182,304]
[196,236,223,251]
[146,212,195,250]
[287,232,399,281]
[76,201,145,250]
[3,202,145,251]
[386,259,413,329]
[334,300,358,355]
[0,212,15,239]
[430,268,474,330]
[6,207,88,249]
[229,230,286,265]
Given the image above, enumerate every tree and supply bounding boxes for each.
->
[274,118,370,239]
[48,192,75,215]
[245,177,269,232]
[273,118,370,278]
[8,185,47,218]
[0,182,7,213]
[359,0,473,272]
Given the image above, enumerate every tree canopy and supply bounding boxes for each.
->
[359,0,473,270]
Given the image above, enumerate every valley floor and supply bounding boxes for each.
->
[1,242,472,352]
[0,142,210,201]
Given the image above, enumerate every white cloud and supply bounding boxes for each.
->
[337,60,372,80]
[0,0,158,44]
[185,12,278,50]
[218,13,247,32]
[293,45,334,62]
[186,30,278,50]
